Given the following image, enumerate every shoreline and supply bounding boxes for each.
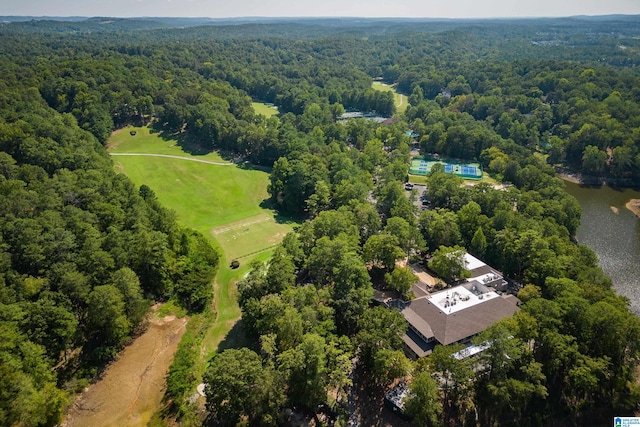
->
[626,199,640,217]
[556,168,640,189]
[558,170,640,218]
[557,172,581,184]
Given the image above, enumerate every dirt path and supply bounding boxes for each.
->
[407,262,438,288]
[110,152,234,166]
[62,313,188,427]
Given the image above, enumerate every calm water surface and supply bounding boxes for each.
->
[563,181,640,314]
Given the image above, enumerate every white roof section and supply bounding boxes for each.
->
[453,342,491,360]
[463,252,486,271]
[474,272,504,285]
[427,284,500,315]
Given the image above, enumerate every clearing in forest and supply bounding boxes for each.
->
[252,101,279,117]
[110,126,274,230]
[372,81,407,113]
[109,125,228,159]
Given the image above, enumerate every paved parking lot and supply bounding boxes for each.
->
[405,183,430,210]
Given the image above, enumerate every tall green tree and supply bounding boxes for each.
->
[363,233,405,271]
[384,266,418,298]
[429,245,470,283]
[355,307,407,372]
[404,371,443,427]
[85,285,131,360]
[204,348,283,426]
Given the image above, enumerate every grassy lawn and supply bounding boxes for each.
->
[109,126,226,161]
[211,213,295,260]
[252,101,279,117]
[107,124,296,389]
[372,81,407,113]
[199,250,273,359]
[408,174,428,185]
[113,155,270,230]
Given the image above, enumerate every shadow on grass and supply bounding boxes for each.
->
[149,122,241,162]
[149,123,214,156]
[275,212,303,226]
[259,198,277,211]
[216,319,253,353]
[236,161,272,172]
[258,200,304,226]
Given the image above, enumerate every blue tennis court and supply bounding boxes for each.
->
[409,157,483,180]
[462,166,476,175]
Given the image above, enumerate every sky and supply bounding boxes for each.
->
[2,0,640,19]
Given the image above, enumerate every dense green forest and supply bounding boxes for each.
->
[1,16,640,426]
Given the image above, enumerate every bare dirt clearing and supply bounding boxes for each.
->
[62,311,187,427]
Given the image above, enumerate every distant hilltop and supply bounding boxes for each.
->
[2,14,640,24]
[2,15,640,35]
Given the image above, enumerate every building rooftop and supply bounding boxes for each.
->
[384,382,410,412]
[463,253,486,271]
[463,253,508,290]
[402,283,519,346]
[428,282,500,315]
[452,342,491,360]
[402,328,435,358]
[400,253,516,357]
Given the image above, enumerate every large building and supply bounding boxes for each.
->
[401,254,519,359]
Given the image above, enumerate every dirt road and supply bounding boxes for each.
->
[62,313,188,427]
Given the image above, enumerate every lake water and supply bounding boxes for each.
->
[563,181,640,314]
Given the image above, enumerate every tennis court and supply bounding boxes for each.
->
[410,158,483,180]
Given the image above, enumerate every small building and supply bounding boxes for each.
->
[463,253,508,291]
[384,381,410,416]
[405,130,419,139]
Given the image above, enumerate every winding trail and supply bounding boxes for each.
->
[110,152,235,166]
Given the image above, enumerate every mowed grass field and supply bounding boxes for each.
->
[108,125,225,157]
[372,81,407,113]
[252,101,279,117]
[108,125,296,375]
[112,154,268,230]
[109,126,294,243]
